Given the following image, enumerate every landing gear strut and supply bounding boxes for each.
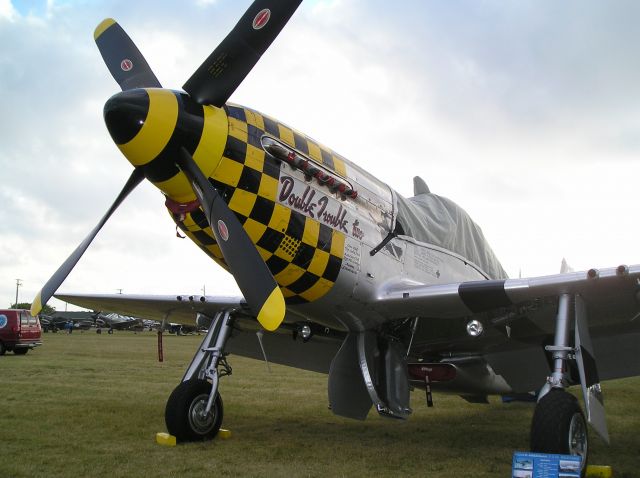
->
[165,310,234,442]
[530,294,589,474]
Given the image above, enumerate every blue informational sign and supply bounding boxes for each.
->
[512,452,581,478]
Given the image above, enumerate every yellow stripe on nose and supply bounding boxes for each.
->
[152,104,228,203]
[118,89,178,166]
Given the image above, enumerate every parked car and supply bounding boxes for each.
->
[0,309,42,355]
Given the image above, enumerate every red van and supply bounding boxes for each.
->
[0,309,42,355]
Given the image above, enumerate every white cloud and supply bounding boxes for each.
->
[0,0,17,20]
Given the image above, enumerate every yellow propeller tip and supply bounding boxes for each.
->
[256,288,285,332]
[94,18,116,40]
[30,292,43,316]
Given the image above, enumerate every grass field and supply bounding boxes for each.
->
[1,332,638,477]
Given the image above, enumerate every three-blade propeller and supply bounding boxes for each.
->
[33,1,302,331]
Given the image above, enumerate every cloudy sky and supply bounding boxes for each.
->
[1,0,639,311]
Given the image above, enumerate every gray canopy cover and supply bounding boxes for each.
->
[395,191,508,280]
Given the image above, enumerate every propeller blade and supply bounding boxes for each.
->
[176,148,285,331]
[183,0,302,106]
[31,169,145,316]
[94,18,162,90]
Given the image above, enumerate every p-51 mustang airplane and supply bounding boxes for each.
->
[31,0,640,471]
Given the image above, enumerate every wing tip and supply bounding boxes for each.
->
[94,18,117,41]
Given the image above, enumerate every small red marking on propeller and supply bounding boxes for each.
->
[253,8,271,30]
[217,220,229,242]
[120,59,133,71]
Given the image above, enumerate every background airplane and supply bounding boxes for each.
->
[17,0,640,473]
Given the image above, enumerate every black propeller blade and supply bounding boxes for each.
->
[94,18,162,90]
[31,169,145,316]
[176,148,285,331]
[183,0,302,106]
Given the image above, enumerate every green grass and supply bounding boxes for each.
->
[1,332,639,477]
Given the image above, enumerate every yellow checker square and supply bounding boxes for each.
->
[333,156,347,177]
[257,174,278,202]
[205,244,224,260]
[330,231,346,258]
[307,140,322,162]
[268,204,292,231]
[181,214,196,229]
[277,124,295,147]
[245,144,265,172]
[245,109,265,131]
[281,287,296,299]
[302,218,320,247]
[307,250,330,277]
[300,277,333,302]
[228,117,248,142]
[243,217,268,243]
[213,156,245,187]
[275,263,306,287]
[229,189,257,218]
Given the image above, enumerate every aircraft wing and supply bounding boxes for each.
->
[376,264,640,320]
[55,293,246,325]
[375,264,640,392]
[55,292,344,374]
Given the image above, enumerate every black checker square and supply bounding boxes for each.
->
[225,135,248,163]
[263,116,279,137]
[192,230,216,246]
[293,132,309,154]
[190,209,209,229]
[262,156,281,179]
[287,271,321,294]
[317,224,333,252]
[257,227,285,253]
[285,295,308,305]
[247,124,263,148]
[237,166,262,194]
[232,209,249,226]
[249,196,275,225]
[323,254,342,281]
[266,254,289,276]
[292,242,315,268]
[285,210,306,240]
[226,105,246,122]
[320,148,335,170]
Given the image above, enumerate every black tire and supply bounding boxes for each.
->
[531,390,588,473]
[165,379,223,443]
[0,342,6,356]
[14,348,28,355]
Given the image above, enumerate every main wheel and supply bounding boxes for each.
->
[0,342,6,356]
[165,379,223,442]
[531,390,588,474]
[14,348,28,355]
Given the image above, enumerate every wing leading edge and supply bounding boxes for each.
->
[55,293,245,326]
[375,264,640,320]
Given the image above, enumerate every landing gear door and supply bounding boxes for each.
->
[575,295,609,443]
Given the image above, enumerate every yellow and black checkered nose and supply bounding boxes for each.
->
[104,88,228,203]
